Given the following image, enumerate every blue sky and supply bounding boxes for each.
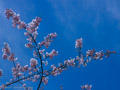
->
[0,0,120,90]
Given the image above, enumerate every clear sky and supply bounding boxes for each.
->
[0,0,120,90]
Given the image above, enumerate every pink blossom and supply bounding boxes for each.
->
[46,32,57,39]
[79,55,84,64]
[28,67,32,71]
[24,32,29,36]
[94,50,104,60]
[81,84,92,90]
[39,49,45,57]
[58,68,62,74]
[33,68,38,72]
[75,38,83,48]
[38,32,57,48]
[44,41,51,48]
[12,14,20,27]
[44,70,49,75]
[32,79,38,82]
[5,9,27,30]
[16,63,20,67]
[2,42,11,55]
[18,21,26,29]
[34,75,40,79]
[38,41,45,48]
[50,65,63,76]
[30,58,38,68]
[26,36,33,42]
[26,17,41,36]
[2,54,7,59]
[76,56,80,60]
[86,49,95,57]
[5,9,14,19]
[64,58,75,67]
[33,50,38,58]
[2,42,17,61]
[19,66,24,72]
[42,77,48,85]
[8,53,17,61]
[24,65,28,71]
[42,61,48,66]
[25,42,33,48]
[18,72,23,76]
[46,49,58,59]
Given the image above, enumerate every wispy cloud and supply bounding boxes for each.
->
[48,0,120,39]
[106,0,120,20]
[0,0,5,17]
[48,0,101,39]
[47,0,82,39]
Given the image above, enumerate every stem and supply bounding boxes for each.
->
[12,61,28,90]
[5,71,41,87]
[3,50,115,88]
[29,34,44,90]
[79,47,81,57]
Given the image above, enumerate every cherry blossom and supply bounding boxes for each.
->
[2,42,11,56]
[42,61,48,66]
[81,84,92,90]
[24,65,28,71]
[38,32,57,48]
[8,53,17,61]
[18,21,26,29]
[42,77,48,85]
[26,17,41,34]
[30,58,38,68]
[0,8,116,90]
[5,9,14,19]
[25,42,34,48]
[46,49,58,59]
[5,9,27,30]
[75,38,83,48]
[2,42,17,61]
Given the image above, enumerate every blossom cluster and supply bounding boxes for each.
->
[46,49,58,59]
[2,42,17,61]
[38,32,57,48]
[5,9,26,29]
[12,61,39,79]
[50,65,63,76]
[86,49,116,60]
[30,58,38,68]
[26,17,41,34]
[33,49,58,60]
[75,38,83,48]
[46,49,115,80]
[0,8,116,90]
[25,32,57,50]
[5,9,42,50]
[81,84,92,90]
[42,77,49,85]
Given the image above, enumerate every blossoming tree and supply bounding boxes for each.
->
[0,9,116,90]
